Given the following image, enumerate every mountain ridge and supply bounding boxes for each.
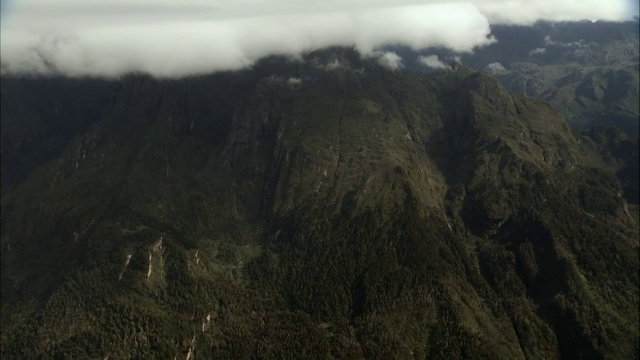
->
[1,53,638,359]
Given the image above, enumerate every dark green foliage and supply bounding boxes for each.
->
[1,53,638,359]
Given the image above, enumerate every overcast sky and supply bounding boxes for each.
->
[0,0,637,78]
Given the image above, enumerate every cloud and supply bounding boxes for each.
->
[484,62,506,74]
[450,55,462,64]
[529,47,547,55]
[287,77,302,87]
[476,0,631,25]
[417,55,450,70]
[0,0,634,78]
[374,51,403,70]
[315,58,347,71]
[544,35,594,48]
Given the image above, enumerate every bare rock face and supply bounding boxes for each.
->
[1,52,638,359]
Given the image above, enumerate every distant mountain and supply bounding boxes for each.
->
[1,49,638,359]
[399,20,640,137]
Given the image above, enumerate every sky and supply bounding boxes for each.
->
[0,0,637,78]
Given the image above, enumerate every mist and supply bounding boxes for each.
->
[0,0,635,78]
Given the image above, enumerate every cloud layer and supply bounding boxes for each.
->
[418,55,451,70]
[0,0,635,78]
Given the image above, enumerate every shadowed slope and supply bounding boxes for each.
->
[1,53,638,359]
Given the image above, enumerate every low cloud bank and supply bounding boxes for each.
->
[374,51,404,70]
[0,0,634,78]
[485,62,506,74]
[417,55,451,70]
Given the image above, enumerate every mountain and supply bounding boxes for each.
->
[1,49,638,359]
[398,20,640,137]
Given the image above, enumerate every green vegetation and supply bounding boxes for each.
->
[1,52,638,359]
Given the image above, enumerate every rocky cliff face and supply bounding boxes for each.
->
[1,51,638,359]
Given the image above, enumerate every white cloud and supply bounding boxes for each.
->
[373,51,403,70]
[287,77,302,87]
[450,55,462,64]
[543,35,594,49]
[529,47,547,55]
[417,55,450,70]
[317,58,347,71]
[0,0,634,78]
[476,0,630,25]
[484,62,506,73]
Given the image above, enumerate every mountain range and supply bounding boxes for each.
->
[401,20,640,137]
[1,21,638,359]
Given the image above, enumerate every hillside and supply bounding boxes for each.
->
[400,20,640,137]
[1,50,638,359]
